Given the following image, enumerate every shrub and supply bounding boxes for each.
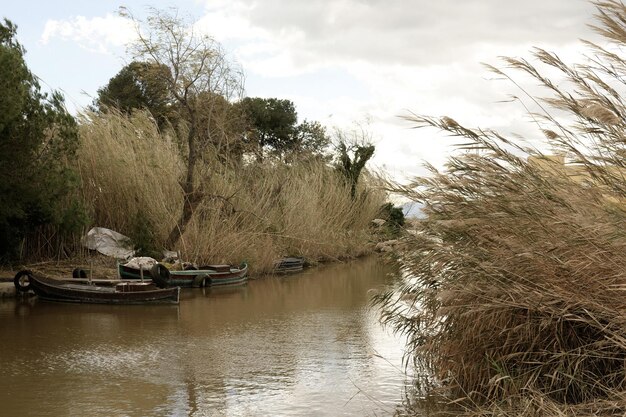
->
[378,202,405,237]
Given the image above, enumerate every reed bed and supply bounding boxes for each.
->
[376,1,626,415]
[76,110,384,274]
[77,110,183,237]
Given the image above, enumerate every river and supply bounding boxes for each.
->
[0,257,412,416]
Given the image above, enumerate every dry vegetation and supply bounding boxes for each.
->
[377,1,626,416]
[76,110,384,274]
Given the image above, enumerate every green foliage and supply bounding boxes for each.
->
[238,97,330,160]
[239,97,297,152]
[335,135,375,199]
[0,19,84,259]
[379,203,405,236]
[130,211,160,258]
[292,120,331,159]
[59,199,90,235]
[95,61,174,128]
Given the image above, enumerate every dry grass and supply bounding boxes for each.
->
[376,1,626,416]
[75,110,384,274]
[77,110,183,238]
[382,156,626,415]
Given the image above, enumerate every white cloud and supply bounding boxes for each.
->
[207,0,597,67]
[194,1,266,41]
[38,0,603,180]
[41,13,136,54]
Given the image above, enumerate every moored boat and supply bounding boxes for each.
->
[274,257,305,273]
[117,262,155,281]
[116,257,158,280]
[14,270,180,305]
[148,262,249,288]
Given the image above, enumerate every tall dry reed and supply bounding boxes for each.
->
[377,1,626,415]
[77,110,384,273]
[77,110,183,238]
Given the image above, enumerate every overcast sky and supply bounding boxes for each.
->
[3,0,602,180]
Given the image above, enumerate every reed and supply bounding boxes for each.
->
[75,109,384,274]
[376,1,626,415]
[77,110,182,238]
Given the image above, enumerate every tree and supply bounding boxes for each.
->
[0,19,82,258]
[238,97,297,159]
[334,128,375,199]
[189,90,247,162]
[94,60,174,128]
[121,7,244,248]
[291,120,330,159]
[238,97,330,160]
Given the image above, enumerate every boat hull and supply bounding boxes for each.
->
[24,272,180,305]
[117,263,153,280]
[274,257,305,273]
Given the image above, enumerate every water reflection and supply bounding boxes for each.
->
[0,257,411,416]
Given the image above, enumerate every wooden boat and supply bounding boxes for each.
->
[274,257,305,273]
[151,263,248,288]
[117,262,154,281]
[118,262,249,288]
[14,270,180,305]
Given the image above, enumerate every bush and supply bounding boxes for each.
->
[378,202,405,236]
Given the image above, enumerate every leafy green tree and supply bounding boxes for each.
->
[95,61,174,128]
[238,97,297,159]
[0,19,82,259]
[238,97,330,160]
[292,120,330,159]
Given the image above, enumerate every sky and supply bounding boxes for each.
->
[3,0,602,180]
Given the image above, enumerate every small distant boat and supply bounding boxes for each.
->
[274,257,305,273]
[118,262,249,288]
[14,270,180,305]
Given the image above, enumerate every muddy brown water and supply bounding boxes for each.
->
[0,257,413,416]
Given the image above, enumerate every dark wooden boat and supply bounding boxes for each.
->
[118,262,249,288]
[14,270,180,305]
[274,257,305,273]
